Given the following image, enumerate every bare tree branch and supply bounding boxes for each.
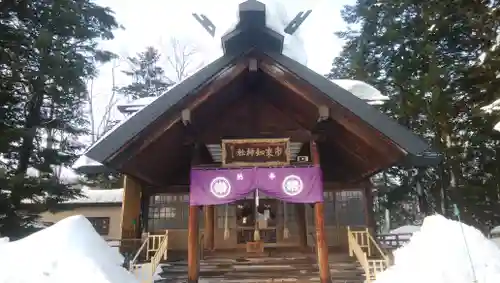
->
[163,37,204,82]
[85,59,121,144]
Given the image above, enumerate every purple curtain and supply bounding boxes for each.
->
[256,167,323,203]
[190,168,256,205]
[189,167,324,205]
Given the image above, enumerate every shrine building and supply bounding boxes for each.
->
[80,1,440,282]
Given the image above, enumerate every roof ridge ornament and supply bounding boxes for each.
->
[192,13,216,37]
[284,10,312,35]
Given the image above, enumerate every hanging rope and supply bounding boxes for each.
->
[283,201,290,239]
[223,204,230,240]
[453,204,477,283]
[254,190,260,241]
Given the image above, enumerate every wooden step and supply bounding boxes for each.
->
[153,256,364,283]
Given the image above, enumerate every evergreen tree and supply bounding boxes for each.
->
[329,0,500,230]
[118,47,173,99]
[0,0,119,238]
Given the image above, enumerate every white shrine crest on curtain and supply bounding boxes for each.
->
[210,177,232,198]
[282,175,303,196]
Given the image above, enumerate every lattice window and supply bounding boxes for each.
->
[87,217,110,235]
[148,193,197,231]
[216,204,236,228]
[335,190,366,226]
[323,191,337,226]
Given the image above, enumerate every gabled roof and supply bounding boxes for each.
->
[84,0,440,172]
[85,53,242,165]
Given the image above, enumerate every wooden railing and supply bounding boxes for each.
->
[149,230,169,280]
[118,231,169,283]
[146,233,168,260]
[347,227,390,283]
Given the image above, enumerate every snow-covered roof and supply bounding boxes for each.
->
[22,188,123,205]
[491,226,500,234]
[66,188,123,204]
[390,225,421,235]
[116,96,158,114]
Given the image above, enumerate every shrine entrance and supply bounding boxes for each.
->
[235,197,278,244]
[81,3,440,282]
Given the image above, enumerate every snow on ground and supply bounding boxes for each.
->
[375,214,500,283]
[131,263,163,282]
[0,215,138,283]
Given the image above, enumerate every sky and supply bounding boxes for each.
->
[86,0,355,145]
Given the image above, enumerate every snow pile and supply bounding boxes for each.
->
[0,215,138,283]
[375,214,500,283]
[0,237,9,246]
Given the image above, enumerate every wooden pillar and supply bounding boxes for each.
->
[311,141,331,283]
[188,205,200,283]
[296,204,308,248]
[204,205,215,250]
[188,143,201,283]
[120,175,142,239]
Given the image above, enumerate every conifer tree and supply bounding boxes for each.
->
[329,0,500,229]
[0,0,119,237]
[118,47,173,99]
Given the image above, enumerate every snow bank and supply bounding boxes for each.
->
[0,215,138,283]
[375,214,500,283]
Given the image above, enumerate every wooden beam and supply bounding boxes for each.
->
[137,63,248,153]
[260,59,404,160]
[204,205,215,250]
[311,141,331,283]
[201,129,312,144]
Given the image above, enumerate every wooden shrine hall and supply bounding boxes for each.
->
[83,1,440,282]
